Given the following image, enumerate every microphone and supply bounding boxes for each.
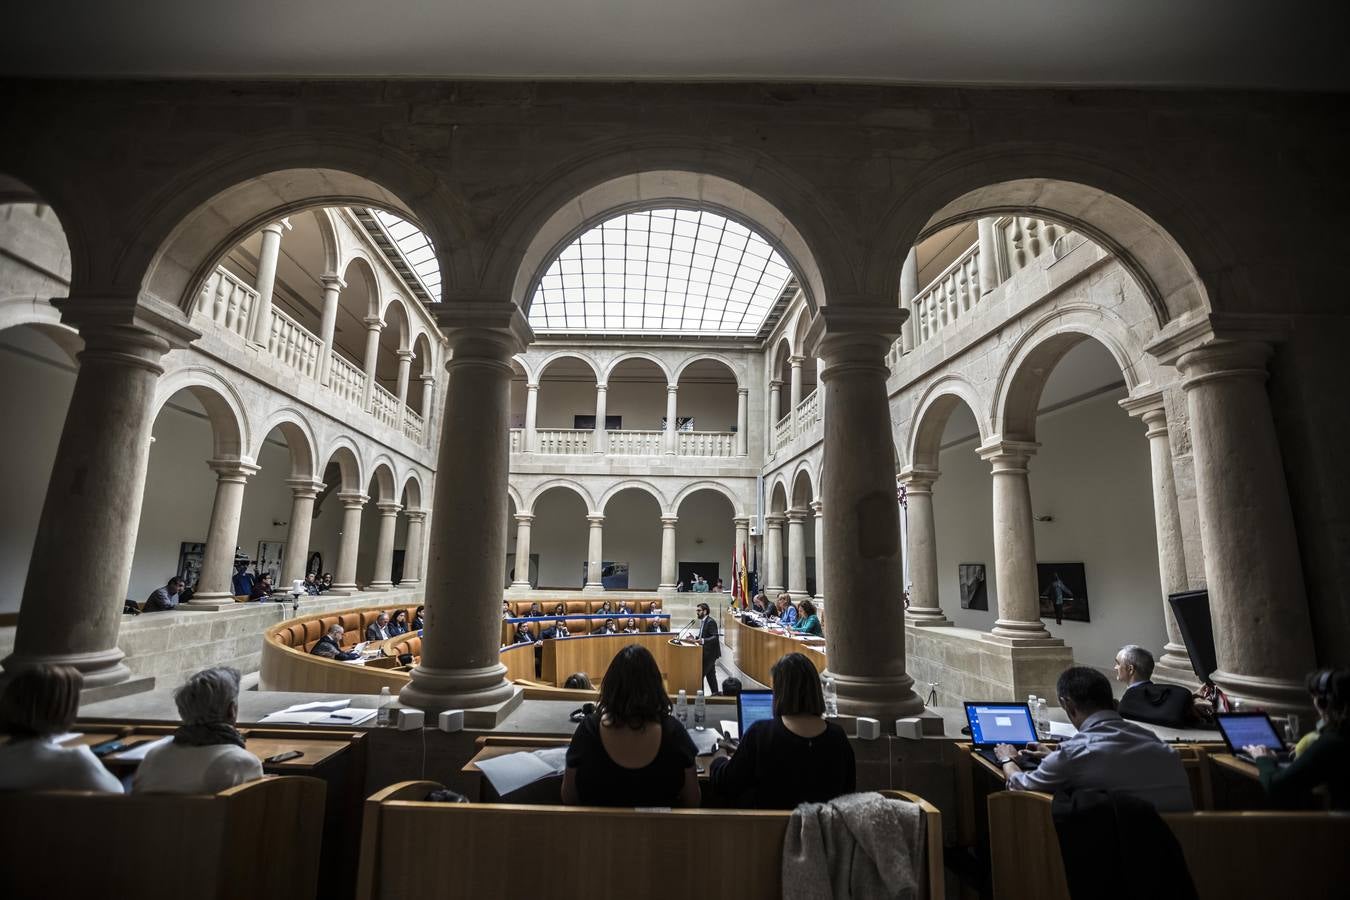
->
[671,618,698,644]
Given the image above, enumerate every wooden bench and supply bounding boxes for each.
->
[0,776,326,900]
[357,782,943,900]
[988,790,1350,899]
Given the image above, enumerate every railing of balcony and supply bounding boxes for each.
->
[267,307,323,379]
[403,407,425,444]
[914,242,981,346]
[196,267,258,340]
[509,428,524,453]
[371,382,401,430]
[608,430,665,456]
[795,389,821,433]
[773,413,794,450]
[677,431,736,457]
[329,353,367,407]
[536,428,592,455]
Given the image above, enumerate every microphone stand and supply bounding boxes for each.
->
[669,618,699,645]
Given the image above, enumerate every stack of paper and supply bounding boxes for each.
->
[475,746,568,795]
[259,699,351,725]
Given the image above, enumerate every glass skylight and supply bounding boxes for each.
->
[372,210,442,302]
[528,208,794,335]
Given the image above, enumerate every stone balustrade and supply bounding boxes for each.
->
[795,388,821,433]
[608,429,664,456]
[677,430,736,457]
[371,382,401,430]
[536,428,593,455]
[773,411,793,450]
[515,427,740,457]
[914,241,981,346]
[508,428,523,452]
[328,351,367,406]
[196,267,258,339]
[266,306,323,379]
[403,407,425,444]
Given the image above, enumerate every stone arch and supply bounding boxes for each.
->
[249,407,319,480]
[310,207,342,275]
[791,306,812,356]
[506,483,525,516]
[367,457,398,503]
[526,478,596,515]
[672,353,742,390]
[767,477,790,515]
[790,462,816,509]
[321,438,365,493]
[380,295,412,350]
[599,479,670,516]
[535,350,601,384]
[992,303,1150,442]
[152,366,249,460]
[341,254,382,319]
[0,172,88,299]
[906,375,991,471]
[399,472,424,509]
[602,352,674,386]
[0,300,82,362]
[874,162,1221,326]
[501,167,841,316]
[673,480,746,519]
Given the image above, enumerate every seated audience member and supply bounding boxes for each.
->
[310,625,361,661]
[319,573,333,592]
[749,592,770,616]
[388,609,411,637]
[527,602,543,618]
[775,593,798,627]
[144,576,186,612]
[713,578,724,593]
[513,622,536,644]
[0,664,124,793]
[600,618,619,635]
[994,666,1193,811]
[1246,668,1349,810]
[562,644,700,808]
[791,599,822,636]
[248,572,274,601]
[1114,644,1197,727]
[553,602,566,617]
[302,572,321,595]
[502,600,512,619]
[623,617,640,634]
[617,601,633,615]
[710,653,855,808]
[366,612,391,642]
[134,667,263,794]
[412,605,425,630]
[648,614,668,633]
[563,672,594,690]
[542,618,570,640]
[231,561,255,598]
[596,600,614,616]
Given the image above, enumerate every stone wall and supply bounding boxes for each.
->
[906,625,1074,709]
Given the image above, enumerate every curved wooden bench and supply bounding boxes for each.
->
[261,605,421,693]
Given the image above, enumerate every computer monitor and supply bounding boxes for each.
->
[1216,712,1285,754]
[737,689,775,737]
[963,702,1038,747]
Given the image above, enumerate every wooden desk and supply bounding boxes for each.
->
[725,612,826,686]
[540,632,702,692]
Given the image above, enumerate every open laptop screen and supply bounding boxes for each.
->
[737,690,775,736]
[1216,713,1284,753]
[965,702,1037,746]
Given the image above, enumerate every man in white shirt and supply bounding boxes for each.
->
[134,666,262,794]
[994,666,1193,812]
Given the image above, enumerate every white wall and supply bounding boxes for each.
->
[932,390,1166,669]
[532,488,590,587]
[674,491,736,585]
[534,377,738,431]
[601,489,663,588]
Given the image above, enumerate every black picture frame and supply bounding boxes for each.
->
[1037,563,1090,623]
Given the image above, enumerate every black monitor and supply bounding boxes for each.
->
[1167,589,1216,682]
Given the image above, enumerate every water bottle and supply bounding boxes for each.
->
[1035,698,1049,739]
[694,690,707,731]
[1027,694,1037,712]
[823,674,839,718]
[376,686,394,727]
[676,689,688,725]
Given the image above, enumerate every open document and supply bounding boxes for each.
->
[475,746,569,795]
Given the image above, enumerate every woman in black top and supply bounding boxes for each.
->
[1247,668,1350,810]
[709,652,855,809]
[562,644,700,807]
[388,609,410,637]
[411,605,424,630]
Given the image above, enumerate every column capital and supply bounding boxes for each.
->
[376,501,403,515]
[898,465,940,490]
[514,512,535,524]
[284,477,325,498]
[207,458,260,481]
[789,355,806,367]
[1118,387,1167,419]
[769,379,784,389]
[404,508,430,522]
[595,382,608,393]
[786,508,808,523]
[764,512,786,526]
[737,386,750,396]
[363,315,384,330]
[336,490,369,508]
[421,372,437,384]
[55,294,201,370]
[525,381,539,392]
[1175,341,1273,391]
[732,515,752,527]
[586,513,606,526]
[666,383,679,394]
[809,499,823,514]
[319,273,347,291]
[805,304,907,365]
[261,219,293,236]
[977,439,1039,467]
[1144,312,1288,368]
[396,348,417,362]
[660,514,679,527]
[434,302,534,360]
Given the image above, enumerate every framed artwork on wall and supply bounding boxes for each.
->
[178,541,206,589]
[1037,563,1090,623]
[959,563,988,610]
[256,541,286,584]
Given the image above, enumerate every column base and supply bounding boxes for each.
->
[400,661,519,719]
[831,670,926,722]
[395,579,420,589]
[581,583,605,594]
[658,583,678,591]
[787,590,810,601]
[326,584,358,596]
[1155,661,1201,691]
[905,609,953,627]
[989,618,1056,642]
[80,674,157,704]
[764,585,785,597]
[366,581,394,592]
[183,594,240,611]
[1,645,134,691]
[1211,668,1313,717]
[506,581,535,593]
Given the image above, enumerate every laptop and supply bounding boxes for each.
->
[1216,712,1291,764]
[735,689,775,739]
[963,701,1041,770]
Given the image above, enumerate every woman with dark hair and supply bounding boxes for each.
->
[0,665,123,792]
[562,644,700,807]
[709,652,855,809]
[388,609,411,637]
[1246,668,1350,810]
[412,605,425,630]
[553,602,566,617]
[791,599,823,636]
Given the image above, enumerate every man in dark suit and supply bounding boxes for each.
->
[311,625,361,661]
[366,612,391,642]
[1114,644,1196,728]
[695,602,721,695]
[541,618,570,640]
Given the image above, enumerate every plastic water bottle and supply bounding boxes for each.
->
[1035,698,1049,739]
[376,686,395,727]
[1028,694,1037,712]
[694,690,707,731]
[823,674,839,718]
[676,689,688,726]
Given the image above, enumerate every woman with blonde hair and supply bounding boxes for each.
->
[0,664,123,792]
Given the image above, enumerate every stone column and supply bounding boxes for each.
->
[786,509,809,598]
[329,491,367,594]
[789,356,804,430]
[280,478,323,589]
[401,508,428,587]
[189,459,260,607]
[763,513,785,595]
[593,383,608,454]
[810,500,825,601]
[523,382,539,452]
[249,220,288,345]
[361,315,383,409]
[420,373,436,426]
[659,515,679,589]
[736,387,749,455]
[3,307,197,689]
[811,306,924,722]
[976,218,1000,294]
[584,514,605,590]
[402,304,531,714]
[395,348,415,424]
[316,273,344,383]
[510,513,534,589]
[368,501,402,590]
[1168,336,1316,712]
[665,384,679,455]
[899,467,950,626]
[1120,392,1194,679]
[768,379,783,448]
[899,246,919,353]
[978,441,1055,642]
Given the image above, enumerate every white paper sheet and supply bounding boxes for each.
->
[720,720,739,740]
[314,708,377,726]
[258,710,337,725]
[111,735,172,761]
[279,700,351,714]
[1049,721,1078,738]
[475,750,562,796]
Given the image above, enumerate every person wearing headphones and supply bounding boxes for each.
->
[1245,668,1350,810]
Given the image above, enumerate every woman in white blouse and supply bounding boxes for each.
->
[133,666,263,794]
[0,664,123,793]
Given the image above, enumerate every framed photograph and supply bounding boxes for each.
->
[959,563,988,610]
[177,541,206,590]
[256,541,286,584]
[1038,563,1090,623]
